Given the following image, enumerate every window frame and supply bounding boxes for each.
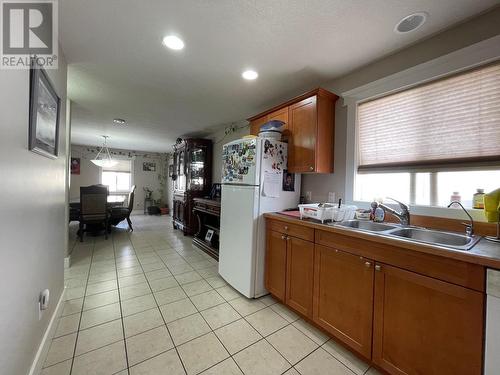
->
[341,36,500,221]
[99,159,134,194]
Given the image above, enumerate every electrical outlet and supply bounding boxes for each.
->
[328,192,336,203]
[38,289,50,320]
[305,191,312,202]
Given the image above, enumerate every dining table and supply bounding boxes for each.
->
[69,195,126,210]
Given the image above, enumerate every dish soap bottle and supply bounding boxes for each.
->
[473,189,485,209]
[450,191,461,202]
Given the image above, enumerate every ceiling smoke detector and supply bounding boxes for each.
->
[113,118,126,125]
[394,12,428,33]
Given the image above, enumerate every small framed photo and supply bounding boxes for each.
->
[29,59,60,159]
[205,229,214,242]
[168,164,174,177]
[282,170,295,191]
[71,157,81,174]
[143,162,156,172]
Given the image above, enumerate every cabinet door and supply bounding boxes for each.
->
[373,263,484,375]
[268,107,289,129]
[265,230,287,301]
[313,245,374,358]
[286,236,314,317]
[288,96,317,173]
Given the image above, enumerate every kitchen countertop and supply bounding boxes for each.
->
[264,212,500,270]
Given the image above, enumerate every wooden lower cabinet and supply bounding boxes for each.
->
[265,230,287,301]
[286,237,314,317]
[313,244,374,358]
[373,263,484,375]
[265,218,485,375]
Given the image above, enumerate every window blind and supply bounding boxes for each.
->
[102,159,131,172]
[357,62,500,171]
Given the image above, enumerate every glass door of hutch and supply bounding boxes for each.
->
[188,146,208,191]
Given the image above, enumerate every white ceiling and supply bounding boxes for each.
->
[60,0,498,152]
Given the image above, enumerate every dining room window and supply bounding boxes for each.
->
[101,160,132,193]
[354,61,500,208]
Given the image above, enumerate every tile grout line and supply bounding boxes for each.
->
[68,236,97,375]
[152,239,273,375]
[149,238,240,374]
[127,234,189,374]
[111,231,133,375]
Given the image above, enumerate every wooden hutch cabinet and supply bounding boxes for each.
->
[172,138,212,235]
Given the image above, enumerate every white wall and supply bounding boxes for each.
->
[208,123,250,183]
[70,145,168,210]
[0,46,68,375]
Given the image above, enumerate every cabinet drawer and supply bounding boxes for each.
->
[268,220,314,241]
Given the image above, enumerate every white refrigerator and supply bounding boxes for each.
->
[218,137,300,298]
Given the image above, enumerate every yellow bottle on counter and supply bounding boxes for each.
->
[473,189,485,209]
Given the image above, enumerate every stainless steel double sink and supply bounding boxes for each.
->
[331,220,480,251]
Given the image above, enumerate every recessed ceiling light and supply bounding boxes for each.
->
[242,70,258,80]
[394,12,428,33]
[113,118,126,125]
[162,35,184,50]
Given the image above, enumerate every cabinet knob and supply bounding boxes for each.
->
[284,226,289,231]
[281,235,286,240]
[365,261,371,268]
[309,166,314,171]
[375,265,382,272]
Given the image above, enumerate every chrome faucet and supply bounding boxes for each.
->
[447,201,474,237]
[375,198,411,226]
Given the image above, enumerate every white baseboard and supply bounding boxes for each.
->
[64,255,71,269]
[28,288,66,375]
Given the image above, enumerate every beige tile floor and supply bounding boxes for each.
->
[41,214,381,375]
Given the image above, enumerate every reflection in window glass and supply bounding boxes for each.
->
[355,173,410,203]
[437,170,500,208]
[415,173,431,206]
[102,171,131,192]
[355,169,500,208]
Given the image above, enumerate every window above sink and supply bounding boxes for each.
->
[350,61,500,210]
[355,169,500,209]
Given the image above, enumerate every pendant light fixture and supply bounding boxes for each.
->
[91,135,117,168]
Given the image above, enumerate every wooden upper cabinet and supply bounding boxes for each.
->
[286,236,314,317]
[265,230,287,301]
[268,107,289,131]
[247,88,338,173]
[249,107,290,135]
[313,244,374,358]
[288,96,317,173]
[249,116,268,136]
[373,263,484,375]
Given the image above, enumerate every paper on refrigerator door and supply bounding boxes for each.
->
[263,171,281,198]
[261,139,286,198]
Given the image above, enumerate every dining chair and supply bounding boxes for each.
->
[79,185,109,242]
[109,185,136,231]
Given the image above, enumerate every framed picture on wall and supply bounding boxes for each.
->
[168,164,174,177]
[143,162,156,172]
[71,158,80,174]
[29,59,61,159]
